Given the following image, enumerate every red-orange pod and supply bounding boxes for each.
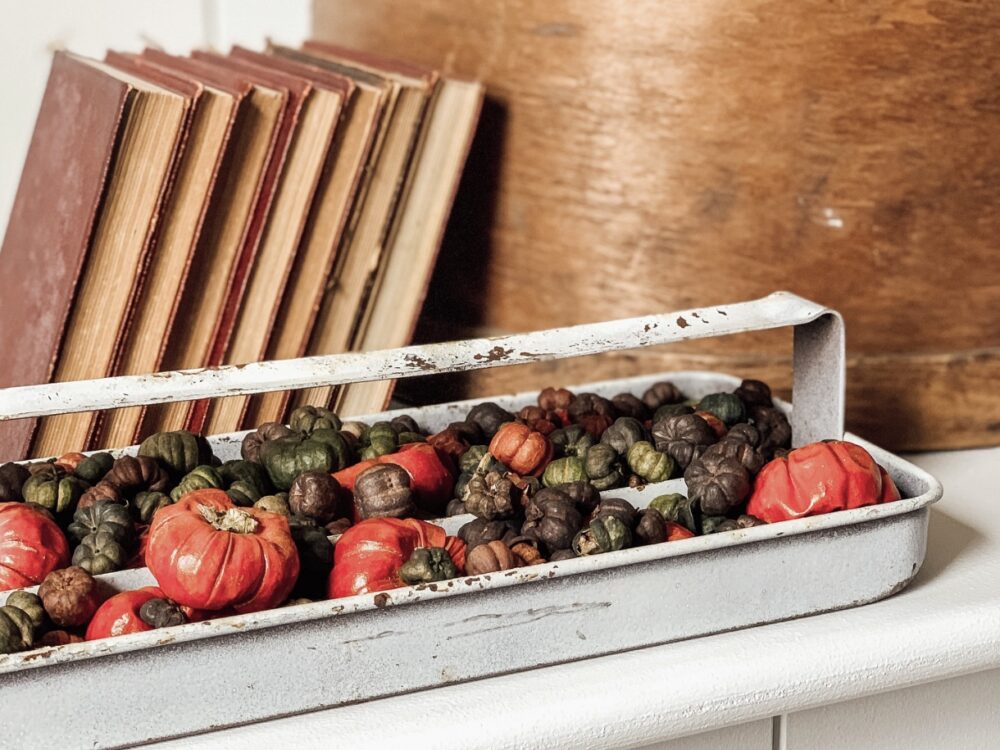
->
[488,423,554,476]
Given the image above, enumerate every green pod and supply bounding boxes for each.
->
[361,421,398,460]
[21,469,88,516]
[572,516,632,556]
[396,431,426,445]
[133,491,172,524]
[700,515,732,535]
[307,429,353,472]
[68,500,133,545]
[696,393,746,426]
[627,441,675,483]
[170,465,224,502]
[399,547,458,585]
[600,417,646,455]
[0,591,45,654]
[542,456,587,487]
[649,493,697,533]
[583,444,623,490]
[260,435,338,491]
[549,424,594,458]
[458,445,490,474]
[254,494,291,516]
[74,452,114,485]
[72,530,127,575]
[138,430,214,477]
[288,405,342,434]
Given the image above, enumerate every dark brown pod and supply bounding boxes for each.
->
[325,517,353,536]
[38,566,104,628]
[445,497,467,516]
[517,405,560,435]
[389,414,421,435]
[700,439,766,475]
[556,481,601,514]
[447,420,484,445]
[592,497,638,528]
[749,406,792,457]
[521,494,583,552]
[465,540,520,575]
[734,379,773,409]
[353,464,415,519]
[611,393,648,420]
[457,517,519,549]
[724,423,761,447]
[288,470,344,523]
[549,548,577,561]
[576,413,614,439]
[736,514,765,528]
[568,392,616,421]
[463,469,519,520]
[0,462,30,500]
[466,402,515,440]
[427,426,469,462]
[78,480,123,510]
[684,454,751,516]
[241,422,295,463]
[651,413,718,470]
[641,381,684,410]
[538,387,575,412]
[105,455,171,494]
[634,508,667,545]
[139,598,187,629]
[38,630,84,647]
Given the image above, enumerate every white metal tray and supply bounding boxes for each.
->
[0,293,942,749]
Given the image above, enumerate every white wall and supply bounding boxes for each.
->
[0,0,311,242]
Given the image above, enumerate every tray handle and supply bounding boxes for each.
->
[0,291,844,445]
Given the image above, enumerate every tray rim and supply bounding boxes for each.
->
[0,370,942,675]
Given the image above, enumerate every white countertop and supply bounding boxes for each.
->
[153,447,1000,750]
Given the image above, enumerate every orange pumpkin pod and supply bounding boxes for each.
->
[488,423,554,476]
[146,489,299,613]
[55,452,87,472]
[0,502,70,591]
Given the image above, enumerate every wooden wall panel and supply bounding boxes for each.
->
[313,0,1000,449]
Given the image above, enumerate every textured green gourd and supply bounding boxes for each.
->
[138,430,214,477]
[68,500,133,545]
[0,591,45,654]
[542,456,587,487]
[600,417,646,455]
[288,405,342,434]
[583,443,624,490]
[260,435,338,491]
[133,491,172,524]
[73,452,114,484]
[21,467,88,516]
[572,516,632,556]
[170,465,224,501]
[649,493,697,532]
[626,441,675,483]
[696,393,747,426]
[399,547,458,585]
[72,530,128,575]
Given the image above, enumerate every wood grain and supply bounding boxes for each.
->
[314,0,1000,449]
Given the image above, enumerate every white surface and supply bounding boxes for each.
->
[786,667,1000,749]
[147,446,999,749]
[0,0,310,243]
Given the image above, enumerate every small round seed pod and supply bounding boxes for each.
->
[288,470,343,523]
[465,540,520,575]
[353,464,415,520]
[38,566,104,628]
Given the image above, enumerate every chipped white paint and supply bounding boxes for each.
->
[0,293,941,749]
[823,207,844,228]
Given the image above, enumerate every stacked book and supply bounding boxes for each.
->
[0,43,483,461]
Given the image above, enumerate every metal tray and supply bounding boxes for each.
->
[0,293,942,749]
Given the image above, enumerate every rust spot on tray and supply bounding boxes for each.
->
[676,316,690,328]
[373,593,391,608]
[404,353,435,371]
[474,346,514,362]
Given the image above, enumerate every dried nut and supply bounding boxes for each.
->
[641,381,684,410]
[610,393,648,420]
[734,379,773,409]
[139,598,187,629]
[538,387,575,411]
[465,540,520,575]
[38,566,104,627]
[288,470,343,523]
[511,542,545,566]
[684,454,751,516]
[354,464,415,519]
[466,402,515,441]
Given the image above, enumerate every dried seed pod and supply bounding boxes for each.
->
[626,441,674,483]
[734,379,773,409]
[653,403,694,422]
[139,598,187,629]
[694,410,728,440]
[549,548,577,562]
[287,470,343,523]
[0,591,45,654]
[38,630,84,647]
[458,445,492,474]
[400,547,458,584]
[549,424,594,458]
[354,464,415,520]
[106,455,171,494]
[651,413,717,470]
[446,420,484,445]
[641,381,684,410]
[340,421,369,441]
[700,439,765,475]
[610,393,648,420]
[489,423,554,477]
[427,426,469,462]
[583,443,624,489]
[542,456,587,487]
[697,393,747,427]
[325,517,352,536]
[466,402,515,441]
[38,566,104,627]
[72,530,127,575]
[463,468,519,520]
[601,417,647,455]
[538,387,575,412]
[634,508,667,545]
[737,514,765,528]
[457,517,519,549]
[510,541,545,566]
[749,405,792,457]
[465,540,519,575]
[0,462,30,500]
[289,405,342,434]
[685,454,751,516]
[649,493,697,533]
[73,453,114,485]
[389,414,421,435]
[445,497,468,516]
[517,405,560,435]
[576,413,614,439]
[254,494,291,516]
[724,423,761,447]
[556,481,602,514]
[522,493,583,552]
[572,516,631,556]
[568,393,616,421]
[592,497,638,528]
[170,464,224,501]
[241,422,295,463]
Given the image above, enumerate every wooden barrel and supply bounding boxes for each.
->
[314,0,1000,450]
